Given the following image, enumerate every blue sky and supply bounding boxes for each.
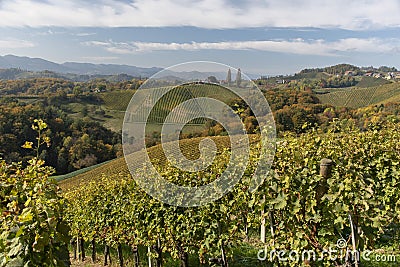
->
[1,0,400,75]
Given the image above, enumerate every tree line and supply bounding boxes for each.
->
[0,77,143,96]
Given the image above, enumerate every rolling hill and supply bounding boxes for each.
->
[57,80,400,188]
[58,134,260,191]
[56,82,252,190]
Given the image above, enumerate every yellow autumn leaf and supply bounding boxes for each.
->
[21,141,33,149]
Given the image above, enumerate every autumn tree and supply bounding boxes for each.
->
[207,76,218,83]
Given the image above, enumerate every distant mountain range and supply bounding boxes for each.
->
[0,55,260,81]
[0,55,162,78]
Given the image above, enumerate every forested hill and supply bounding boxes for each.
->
[0,102,121,175]
[297,63,398,75]
[0,68,146,82]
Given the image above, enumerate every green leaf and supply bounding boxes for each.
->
[18,209,33,223]
[15,226,25,238]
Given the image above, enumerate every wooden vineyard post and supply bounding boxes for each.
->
[148,246,152,267]
[71,239,76,260]
[156,238,162,267]
[319,158,333,178]
[269,211,276,247]
[117,243,124,267]
[104,245,111,266]
[269,210,279,267]
[349,214,359,267]
[80,237,85,261]
[317,158,332,204]
[132,245,140,267]
[76,237,80,261]
[104,245,108,266]
[260,195,266,244]
[221,242,227,267]
[91,239,96,263]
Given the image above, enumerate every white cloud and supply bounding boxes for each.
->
[74,32,97,37]
[82,38,400,56]
[0,0,400,30]
[0,38,35,48]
